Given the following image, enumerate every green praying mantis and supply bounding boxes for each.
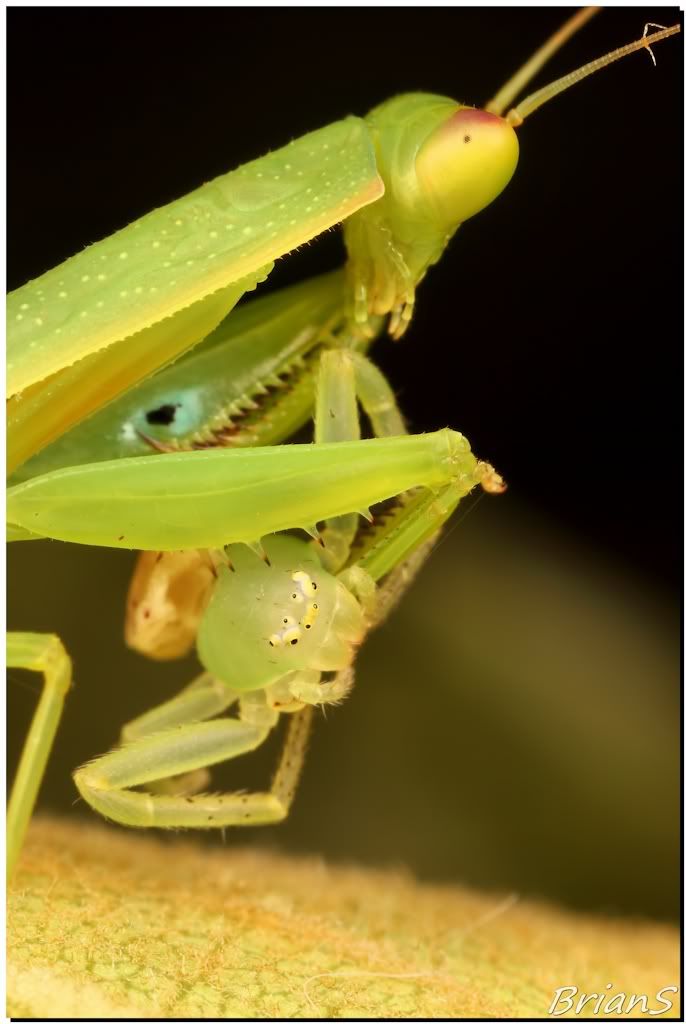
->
[6,10,680,877]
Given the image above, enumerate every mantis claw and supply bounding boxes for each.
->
[476,461,508,495]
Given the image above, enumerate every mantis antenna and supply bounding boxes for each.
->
[486,6,601,116]
[503,22,681,127]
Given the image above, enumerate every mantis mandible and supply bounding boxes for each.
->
[6,10,680,876]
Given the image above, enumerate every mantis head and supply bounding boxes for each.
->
[348,18,679,337]
[346,92,519,333]
[415,106,519,228]
[365,93,519,240]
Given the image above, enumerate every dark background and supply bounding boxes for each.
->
[8,8,682,920]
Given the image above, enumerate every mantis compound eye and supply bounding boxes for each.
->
[197,535,365,692]
[415,107,519,227]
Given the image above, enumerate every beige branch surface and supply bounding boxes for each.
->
[8,817,680,1019]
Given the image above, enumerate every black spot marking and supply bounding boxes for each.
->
[463,134,471,143]
[290,638,298,645]
[312,582,318,590]
[312,604,318,610]
[305,624,311,629]
[146,403,179,426]
[283,618,288,624]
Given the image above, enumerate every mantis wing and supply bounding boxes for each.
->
[7,118,383,470]
[8,117,381,396]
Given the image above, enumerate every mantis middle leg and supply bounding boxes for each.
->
[7,632,72,879]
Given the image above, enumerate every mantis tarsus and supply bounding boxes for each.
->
[6,6,683,872]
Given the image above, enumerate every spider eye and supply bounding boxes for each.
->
[292,570,318,598]
[280,624,303,646]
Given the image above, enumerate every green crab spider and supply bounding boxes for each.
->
[70,348,493,830]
